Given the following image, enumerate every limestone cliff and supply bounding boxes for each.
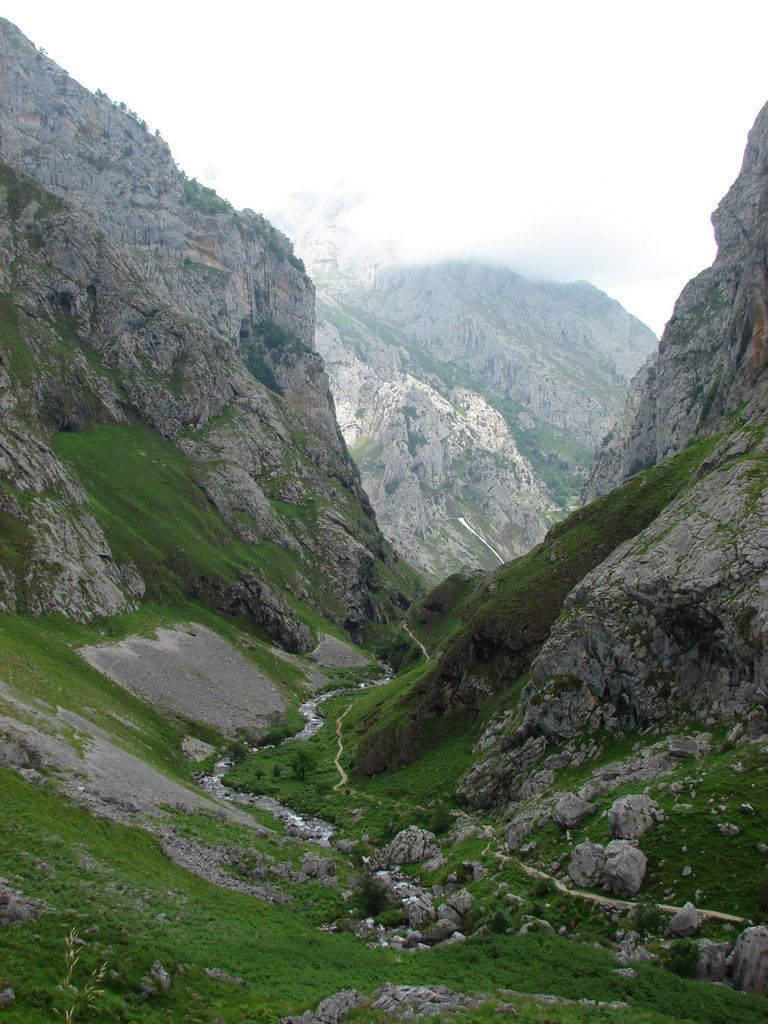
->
[0,22,416,639]
[0,17,337,438]
[585,101,768,501]
[356,104,768,803]
[282,197,657,580]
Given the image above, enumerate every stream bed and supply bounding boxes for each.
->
[198,673,390,845]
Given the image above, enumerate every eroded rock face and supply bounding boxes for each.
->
[731,926,768,995]
[0,21,412,633]
[283,196,657,580]
[586,100,768,501]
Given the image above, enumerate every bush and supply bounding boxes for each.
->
[358,874,390,917]
[423,805,453,836]
[634,898,664,937]
[666,938,700,977]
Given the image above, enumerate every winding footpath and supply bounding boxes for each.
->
[403,622,429,660]
[333,704,353,791]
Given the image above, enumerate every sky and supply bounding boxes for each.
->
[4,1,768,336]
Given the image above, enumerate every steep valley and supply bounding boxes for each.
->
[0,16,767,1024]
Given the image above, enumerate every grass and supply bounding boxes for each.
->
[2,769,765,1023]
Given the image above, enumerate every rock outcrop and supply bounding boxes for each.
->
[0,21,415,634]
[586,100,768,500]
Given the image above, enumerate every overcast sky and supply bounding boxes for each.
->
[5,1,768,335]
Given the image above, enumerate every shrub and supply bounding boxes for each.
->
[666,938,700,977]
[358,874,390,917]
[634,898,664,937]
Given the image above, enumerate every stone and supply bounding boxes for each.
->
[615,931,657,964]
[731,926,768,994]
[382,827,438,866]
[370,983,483,1017]
[718,822,740,837]
[0,988,14,1007]
[150,962,171,991]
[445,888,473,917]
[607,795,664,840]
[568,840,606,887]
[422,918,461,945]
[667,902,700,937]
[405,894,436,930]
[695,940,732,984]
[553,793,596,830]
[603,841,647,897]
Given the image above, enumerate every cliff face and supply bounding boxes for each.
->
[0,18,337,437]
[282,197,657,580]
[455,104,768,808]
[585,101,768,500]
[0,22,416,639]
[356,104,768,804]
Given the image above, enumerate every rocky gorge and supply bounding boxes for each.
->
[281,196,658,580]
[0,13,767,1024]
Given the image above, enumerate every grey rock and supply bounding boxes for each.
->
[568,840,606,887]
[608,795,664,840]
[553,793,596,830]
[0,988,15,1007]
[422,918,461,945]
[695,940,732,984]
[382,826,438,866]
[405,894,436,930]
[615,931,657,964]
[667,902,700,937]
[370,982,483,1016]
[603,841,647,897]
[445,888,473,917]
[518,917,555,935]
[731,926,768,994]
[718,822,741,837]
[150,961,171,991]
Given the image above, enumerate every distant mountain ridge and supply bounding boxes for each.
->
[281,196,658,579]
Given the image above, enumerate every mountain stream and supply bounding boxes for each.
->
[198,673,390,845]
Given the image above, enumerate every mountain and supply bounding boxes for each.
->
[0,18,417,638]
[2,17,768,1021]
[281,196,658,579]
[356,102,768,809]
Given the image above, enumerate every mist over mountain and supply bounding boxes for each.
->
[1,17,768,1022]
[280,195,657,579]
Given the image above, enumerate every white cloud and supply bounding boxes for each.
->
[4,0,767,334]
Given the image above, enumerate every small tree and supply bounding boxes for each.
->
[292,749,313,780]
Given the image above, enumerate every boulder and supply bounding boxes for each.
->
[607,795,664,840]
[383,827,438,866]
[436,903,463,927]
[553,793,596,830]
[730,926,768,994]
[445,888,473,918]
[695,940,732,984]
[422,918,461,945]
[603,841,647,897]
[405,894,436,930]
[667,902,700,937]
[568,840,606,887]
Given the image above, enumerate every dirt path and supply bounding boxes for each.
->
[518,862,750,925]
[403,623,429,660]
[333,704,353,791]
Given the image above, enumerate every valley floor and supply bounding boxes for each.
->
[1,608,766,1022]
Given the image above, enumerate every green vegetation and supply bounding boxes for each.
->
[180,174,232,215]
